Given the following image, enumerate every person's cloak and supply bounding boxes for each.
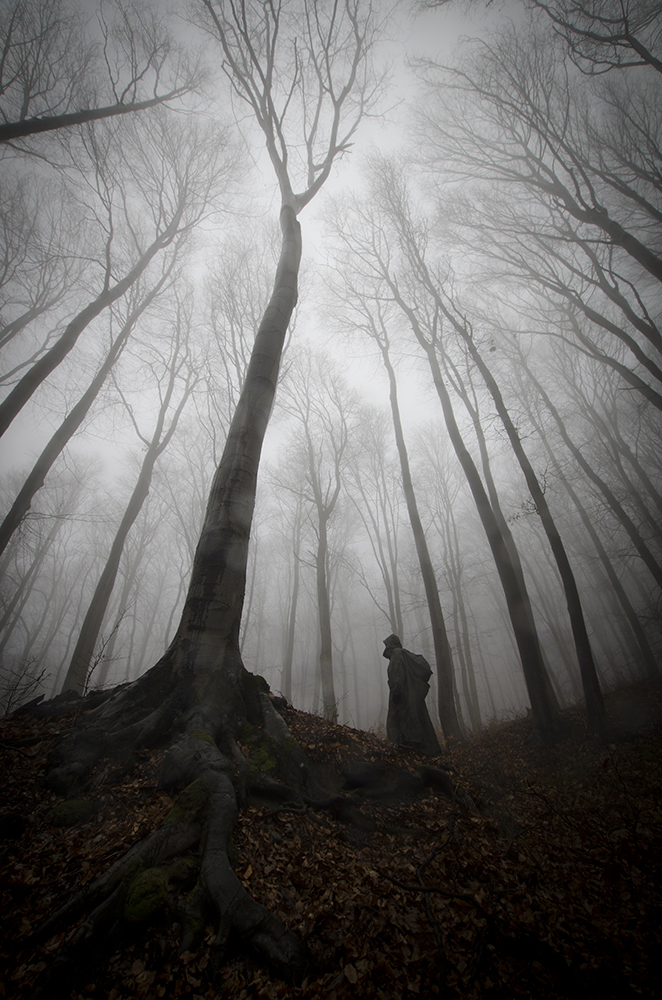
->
[386,647,440,754]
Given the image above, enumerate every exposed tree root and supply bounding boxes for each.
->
[26,654,474,996]
[29,656,316,995]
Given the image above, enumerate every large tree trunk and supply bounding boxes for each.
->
[172,206,300,674]
[36,206,308,993]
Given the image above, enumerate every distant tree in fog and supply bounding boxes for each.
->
[0,109,229,441]
[327,177,563,742]
[62,289,200,694]
[327,237,465,739]
[277,350,358,724]
[530,0,662,74]
[0,0,200,143]
[414,18,662,402]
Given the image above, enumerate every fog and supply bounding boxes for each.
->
[1,0,660,737]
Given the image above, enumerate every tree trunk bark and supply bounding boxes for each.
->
[377,339,464,741]
[458,335,606,738]
[172,206,301,677]
[407,324,561,742]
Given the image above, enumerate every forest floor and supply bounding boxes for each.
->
[1,679,661,1000]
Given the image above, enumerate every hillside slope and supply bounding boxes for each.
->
[1,681,661,999]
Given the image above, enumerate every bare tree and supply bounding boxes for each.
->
[387,187,607,737]
[62,290,200,695]
[517,373,660,679]
[529,0,662,74]
[277,349,357,723]
[413,17,662,375]
[0,109,228,438]
[0,260,176,556]
[0,176,79,355]
[346,406,405,639]
[517,345,662,592]
[0,0,201,144]
[333,268,464,740]
[328,182,561,742]
[37,0,382,983]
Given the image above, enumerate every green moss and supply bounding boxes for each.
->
[121,859,144,890]
[123,867,169,923]
[282,736,299,754]
[251,737,277,773]
[189,727,216,746]
[164,777,210,824]
[50,799,98,827]
[238,720,255,744]
[239,724,279,774]
[165,857,198,883]
[253,673,270,695]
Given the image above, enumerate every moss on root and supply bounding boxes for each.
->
[165,857,198,884]
[123,867,169,923]
[164,777,210,824]
[189,727,217,747]
[238,723,280,774]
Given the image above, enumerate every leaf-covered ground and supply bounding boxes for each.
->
[1,679,661,999]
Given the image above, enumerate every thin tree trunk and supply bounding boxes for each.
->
[281,512,302,702]
[62,343,193,694]
[0,518,62,654]
[445,358,563,716]
[0,92,192,142]
[520,354,662,592]
[528,412,660,679]
[316,512,337,723]
[452,331,606,737]
[0,210,183,439]
[400,307,561,741]
[445,513,481,729]
[376,335,464,740]
[0,274,169,556]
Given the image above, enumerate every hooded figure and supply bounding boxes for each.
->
[383,634,441,755]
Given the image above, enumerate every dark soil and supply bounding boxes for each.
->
[1,679,661,999]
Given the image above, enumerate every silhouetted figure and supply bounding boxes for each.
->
[383,634,441,755]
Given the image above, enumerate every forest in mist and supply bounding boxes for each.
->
[1,0,661,740]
